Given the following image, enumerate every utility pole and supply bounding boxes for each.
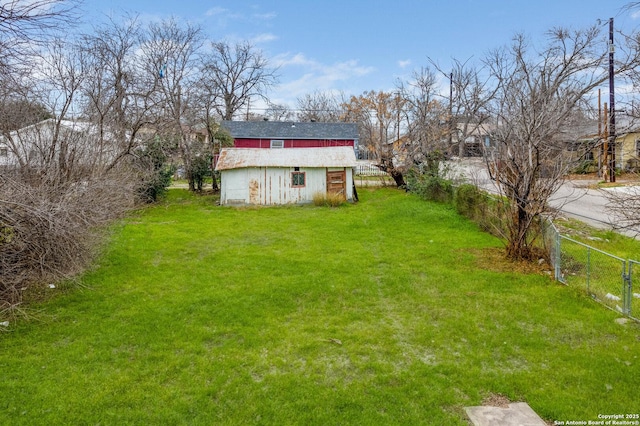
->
[598,89,602,178]
[608,17,616,183]
[396,92,401,143]
[449,72,454,154]
[603,102,609,182]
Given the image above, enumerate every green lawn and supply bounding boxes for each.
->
[1,188,638,425]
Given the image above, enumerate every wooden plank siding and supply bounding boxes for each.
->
[220,167,354,205]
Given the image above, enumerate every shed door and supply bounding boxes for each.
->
[326,170,346,199]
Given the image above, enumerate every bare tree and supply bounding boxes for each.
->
[12,37,88,181]
[0,0,77,67]
[200,40,278,121]
[296,90,344,122]
[342,90,407,186]
[264,102,294,121]
[442,59,497,157]
[484,27,629,260]
[604,186,640,235]
[79,16,165,174]
[0,31,143,318]
[139,18,203,191]
[397,67,448,162]
[0,98,51,131]
[600,3,640,233]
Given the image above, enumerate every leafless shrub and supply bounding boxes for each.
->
[0,166,137,319]
[603,180,640,236]
[482,27,639,260]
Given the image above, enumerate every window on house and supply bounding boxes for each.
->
[270,139,284,148]
[636,140,640,157]
[291,171,305,187]
[0,147,7,157]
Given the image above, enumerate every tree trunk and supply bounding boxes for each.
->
[390,169,406,188]
[506,202,533,260]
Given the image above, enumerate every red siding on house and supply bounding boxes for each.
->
[234,138,354,148]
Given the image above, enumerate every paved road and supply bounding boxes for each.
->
[450,158,640,238]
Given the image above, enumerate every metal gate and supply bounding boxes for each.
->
[542,219,639,318]
[558,235,636,317]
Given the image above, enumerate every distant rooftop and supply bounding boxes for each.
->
[221,120,358,140]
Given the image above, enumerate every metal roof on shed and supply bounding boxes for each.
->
[215,147,357,171]
[221,120,358,140]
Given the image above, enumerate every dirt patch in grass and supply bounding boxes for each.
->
[467,247,553,276]
[482,392,512,408]
[481,393,555,425]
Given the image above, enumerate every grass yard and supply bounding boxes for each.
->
[1,188,639,425]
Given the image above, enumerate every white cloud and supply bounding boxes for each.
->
[253,12,277,21]
[398,59,412,69]
[205,7,227,17]
[251,33,278,44]
[270,53,375,104]
[274,53,374,78]
[272,52,316,68]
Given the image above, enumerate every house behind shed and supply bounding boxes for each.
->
[220,120,359,152]
[215,146,357,205]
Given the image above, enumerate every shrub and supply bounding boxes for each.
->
[313,192,345,207]
[134,137,175,202]
[454,184,486,219]
[0,168,137,320]
[572,160,596,174]
[137,164,175,203]
[453,184,510,238]
[405,169,454,203]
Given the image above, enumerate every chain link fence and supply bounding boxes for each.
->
[629,260,640,318]
[543,219,638,319]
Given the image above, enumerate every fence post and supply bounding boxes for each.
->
[586,247,591,293]
[623,261,632,316]
[555,232,563,283]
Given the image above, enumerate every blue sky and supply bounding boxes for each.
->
[80,0,638,108]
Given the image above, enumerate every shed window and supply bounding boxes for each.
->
[270,139,284,149]
[291,171,305,187]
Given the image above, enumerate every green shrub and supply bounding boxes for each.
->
[404,152,458,203]
[138,164,175,203]
[405,170,454,203]
[453,184,509,238]
[454,183,485,218]
[135,137,175,203]
[572,160,596,174]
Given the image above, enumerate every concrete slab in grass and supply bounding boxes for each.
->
[465,402,547,426]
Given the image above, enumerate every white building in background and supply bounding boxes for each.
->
[0,118,117,169]
[216,146,357,205]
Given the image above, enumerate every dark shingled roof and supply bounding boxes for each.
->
[221,120,358,140]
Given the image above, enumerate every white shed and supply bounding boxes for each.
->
[215,147,358,205]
